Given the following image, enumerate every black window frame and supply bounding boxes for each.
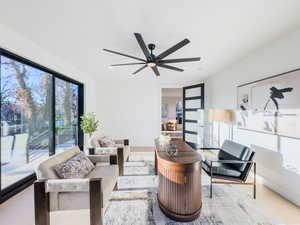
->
[182,83,205,149]
[0,48,84,203]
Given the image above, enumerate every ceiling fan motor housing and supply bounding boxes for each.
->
[148,43,155,51]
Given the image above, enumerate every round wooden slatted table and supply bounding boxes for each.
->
[155,138,202,222]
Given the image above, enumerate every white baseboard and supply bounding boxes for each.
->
[131,146,155,152]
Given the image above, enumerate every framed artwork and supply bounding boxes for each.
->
[237,68,300,139]
[161,103,168,118]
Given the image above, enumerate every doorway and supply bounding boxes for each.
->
[160,84,205,149]
[161,88,183,138]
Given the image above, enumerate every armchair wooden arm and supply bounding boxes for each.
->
[124,139,129,146]
[117,147,124,176]
[108,148,124,176]
[34,178,103,225]
[114,139,129,146]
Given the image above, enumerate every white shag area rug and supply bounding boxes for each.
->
[103,154,279,225]
[51,153,280,225]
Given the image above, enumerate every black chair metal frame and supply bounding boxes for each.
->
[200,148,256,199]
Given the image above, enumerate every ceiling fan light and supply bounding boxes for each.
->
[147,62,156,67]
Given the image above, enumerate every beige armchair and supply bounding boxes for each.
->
[34,146,120,225]
[90,136,130,176]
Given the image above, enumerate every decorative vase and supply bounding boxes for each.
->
[159,135,171,146]
[86,134,95,154]
[165,143,178,158]
[88,134,94,147]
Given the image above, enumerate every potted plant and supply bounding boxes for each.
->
[80,113,99,154]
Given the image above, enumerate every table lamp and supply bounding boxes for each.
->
[208,109,233,147]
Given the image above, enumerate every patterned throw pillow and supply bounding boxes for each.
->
[98,136,116,147]
[54,152,95,179]
[97,139,104,147]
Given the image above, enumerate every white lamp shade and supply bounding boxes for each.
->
[208,109,233,123]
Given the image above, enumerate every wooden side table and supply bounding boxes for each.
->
[155,138,202,222]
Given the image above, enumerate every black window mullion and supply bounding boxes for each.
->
[49,76,55,156]
[78,84,84,151]
[0,54,2,195]
[201,83,205,109]
[184,96,202,100]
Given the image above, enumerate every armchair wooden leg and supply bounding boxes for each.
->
[113,182,118,191]
[124,139,130,161]
[154,150,158,175]
[210,177,213,198]
[210,161,213,198]
[117,147,124,176]
[34,180,50,225]
[90,178,103,225]
[253,163,256,199]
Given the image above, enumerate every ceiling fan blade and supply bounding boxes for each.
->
[151,67,160,76]
[111,62,145,66]
[158,64,184,72]
[156,39,190,59]
[134,33,151,59]
[103,49,146,62]
[159,57,200,64]
[133,65,147,75]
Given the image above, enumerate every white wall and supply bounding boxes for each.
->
[162,96,180,121]
[95,79,161,146]
[205,27,300,206]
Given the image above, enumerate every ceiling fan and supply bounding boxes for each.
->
[103,33,201,76]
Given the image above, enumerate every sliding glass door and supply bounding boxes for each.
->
[0,55,52,190]
[55,78,79,153]
[0,48,84,203]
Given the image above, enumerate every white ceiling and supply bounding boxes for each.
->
[1,0,300,83]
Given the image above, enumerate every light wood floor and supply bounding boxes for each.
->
[229,176,300,225]
[0,150,300,225]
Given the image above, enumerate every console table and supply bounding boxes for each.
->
[154,138,202,222]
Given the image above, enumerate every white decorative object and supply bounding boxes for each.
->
[158,135,171,146]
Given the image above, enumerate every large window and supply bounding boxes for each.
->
[0,49,84,203]
[55,78,79,153]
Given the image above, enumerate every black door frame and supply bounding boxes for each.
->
[183,83,205,149]
[0,48,84,203]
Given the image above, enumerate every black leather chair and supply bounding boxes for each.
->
[200,140,256,199]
